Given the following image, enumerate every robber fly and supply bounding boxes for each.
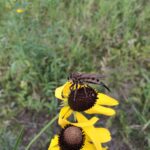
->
[65,72,110,101]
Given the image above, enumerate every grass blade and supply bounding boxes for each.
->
[13,127,24,150]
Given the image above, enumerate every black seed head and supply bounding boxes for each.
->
[68,86,97,111]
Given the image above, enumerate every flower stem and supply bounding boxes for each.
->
[25,114,59,150]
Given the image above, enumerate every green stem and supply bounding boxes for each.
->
[25,114,59,150]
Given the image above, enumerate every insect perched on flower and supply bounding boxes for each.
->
[56,81,119,121]
[62,72,111,101]
[68,72,110,91]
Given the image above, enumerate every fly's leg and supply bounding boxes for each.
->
[70,82,75,91]
[84,83,94,98]
[86,83,91,88]
[83,85,88,98]
[73,83,78,101]
[78,81,88,98]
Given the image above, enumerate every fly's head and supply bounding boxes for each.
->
[68,72,81,83]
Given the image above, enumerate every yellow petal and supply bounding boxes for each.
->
[55,85,67,101]
[81,127,107,150]
[71,112,99,127]
[81,137,97,150]
[95,128,111,143]
[83,126,103,150]
[61,81,73,97]
[75,112,93,122]
[48,135,60,150]
[85,104,116,116]
[59,111,99,128]
[76,112,98,123]
[83,120,111,149]
[58,106,73,127]
[55,81,74,101]
[59,106,72,119]
[97,93,119,106]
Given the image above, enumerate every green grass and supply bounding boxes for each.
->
[0,0,150,149]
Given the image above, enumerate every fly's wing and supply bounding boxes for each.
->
[83,79,111,92]
[83,79,102,84]
[78,74,110,91]
[78,73,106,80]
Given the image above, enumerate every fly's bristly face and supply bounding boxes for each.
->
[68,72,82,83]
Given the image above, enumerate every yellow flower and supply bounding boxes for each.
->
[56,81,119,121]
[48,113,111,150]
[16,8,25,13]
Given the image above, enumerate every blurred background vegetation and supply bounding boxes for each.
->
[0,0,150,150]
